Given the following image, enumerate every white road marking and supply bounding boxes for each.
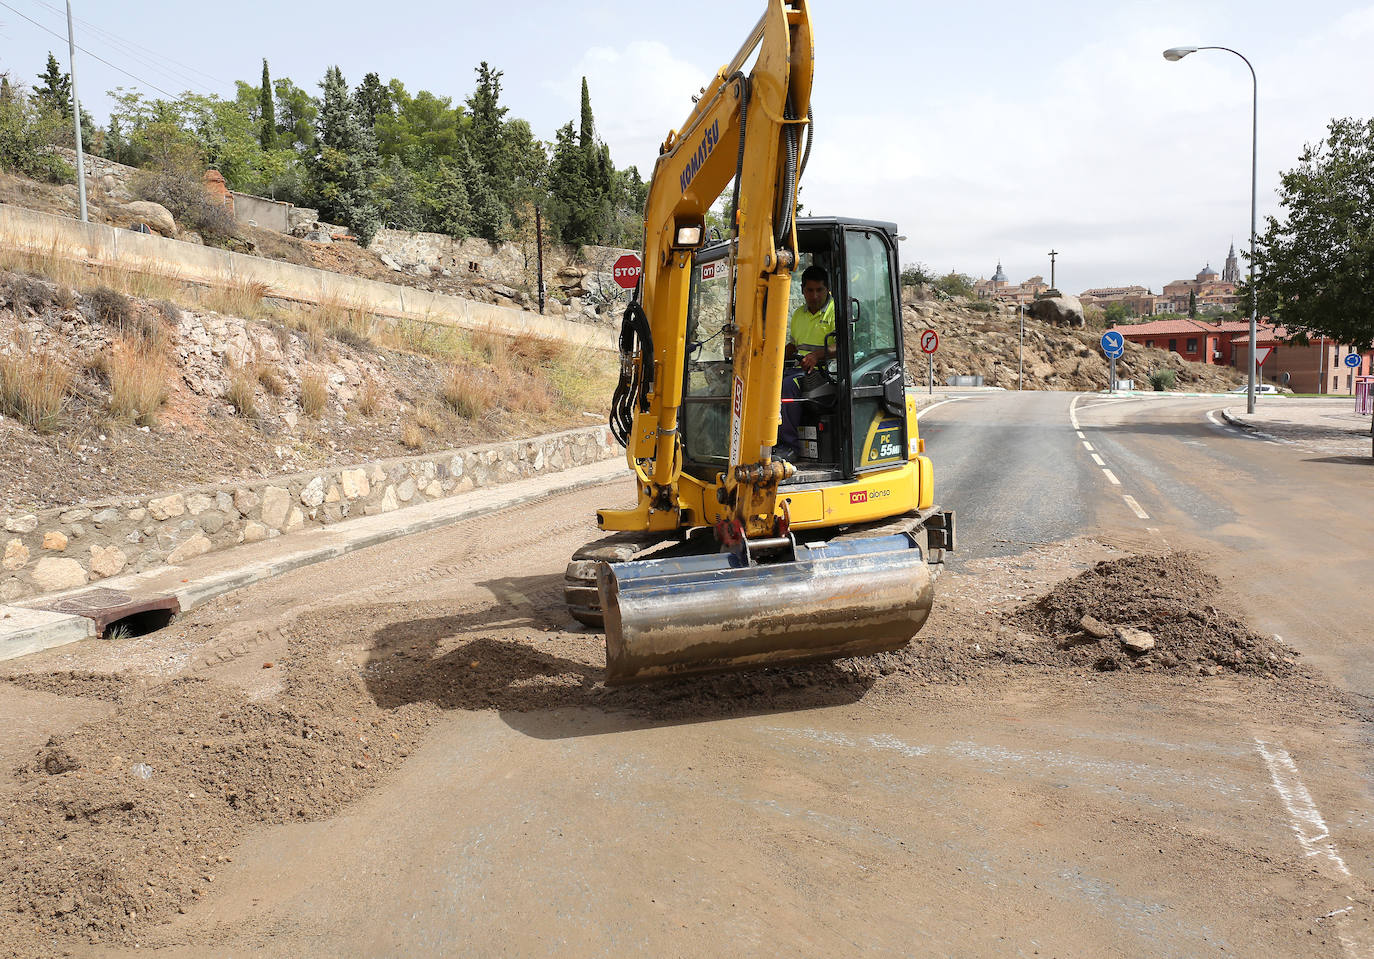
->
[1075,431,1085,439]
[1122,495,1149,519]
[1102,469,1121,486]
[1082,441,1094,451]
[1254,739,1351,878]
[916,396,967,420]
[1069,394,1083,430]
[1091,453,1105,467]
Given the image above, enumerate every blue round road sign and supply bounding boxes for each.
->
[1344,353,1362,369]
[1100,331,1125,358]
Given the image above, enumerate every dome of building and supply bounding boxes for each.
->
[1199,263,1218,277]
[992,261,1007,283]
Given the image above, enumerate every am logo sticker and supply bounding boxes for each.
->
[850,491,868,504]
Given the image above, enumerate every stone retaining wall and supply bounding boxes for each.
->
[1,425,617,602]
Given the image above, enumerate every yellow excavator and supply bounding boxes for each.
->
[564,0,955,682]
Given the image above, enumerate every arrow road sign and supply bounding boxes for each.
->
[1344,353,1363,369]
[919,329,940,354]
[1100,331,1125,358]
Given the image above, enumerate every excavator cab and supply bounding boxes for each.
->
[682,218,908,484]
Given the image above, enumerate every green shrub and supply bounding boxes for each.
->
[0,94,71,183]
[1149,369,1177,391]
[130,169,238,245]
[965,299,998,314]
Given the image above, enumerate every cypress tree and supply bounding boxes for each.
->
[578,77,594,150]
[259,59,276,150]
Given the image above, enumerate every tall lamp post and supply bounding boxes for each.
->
[1164,44,1258,414]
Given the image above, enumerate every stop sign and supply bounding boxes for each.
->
[612,253,642,290]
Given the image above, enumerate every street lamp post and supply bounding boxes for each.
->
[1018,302,1024,390]
[1163,44,1258,414]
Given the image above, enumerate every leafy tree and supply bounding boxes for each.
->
[0,84,73,182]
[900,263,933,287]
[310,66,381,245]
[259,60,275,150]
[1187,289,1197,318]
[464,62,508,179]
[35,53,70,118]
[1103,301,1136,325]
[377,84,462,161]
[374,155,423,231]
[933,272,975,299]
[272,77,317,152]
[1252,116,1374,453]
[355,72,391,127]
[546,120,591,244]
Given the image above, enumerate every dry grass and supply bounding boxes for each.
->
[357,377,382,416]
[0,337,70,433]
[300,371,328,418]
[256,363,285,397]
[224,366,258,419]
[201,278,269,318]
[106,338,170,427]
[399,418,424,449]
[314,297,377,349]
[440,366,490,419]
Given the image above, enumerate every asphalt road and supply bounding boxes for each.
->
[11,391,1374,958]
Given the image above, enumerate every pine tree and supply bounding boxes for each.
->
[578,77,594,151]
[311,66,381,245]
[355,72,391,127]
[424,157,472,237]
[259,60,275,150]
[457,138,504,241]
[465,62,508,183]
[35,52,71,117]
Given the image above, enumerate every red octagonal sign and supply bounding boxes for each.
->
[612,253,642,290]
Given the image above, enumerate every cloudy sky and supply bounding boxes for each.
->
[2,0,1371,293]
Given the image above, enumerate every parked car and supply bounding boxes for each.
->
[1229,384,1280,394]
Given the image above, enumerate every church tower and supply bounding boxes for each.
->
[1222,242,1241,284]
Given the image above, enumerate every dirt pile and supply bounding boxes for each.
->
[0,639,437,954]
[1002,553,1297,675]
[902,295,1245,393]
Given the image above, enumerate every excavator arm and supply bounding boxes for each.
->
[601,0,813,540]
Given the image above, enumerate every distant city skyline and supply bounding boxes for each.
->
[1,0,1370,291]
[980,241,1242,297]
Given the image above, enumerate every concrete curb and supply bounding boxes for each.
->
[0,458,625,663]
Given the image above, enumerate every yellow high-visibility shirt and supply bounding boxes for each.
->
[788,297,836,355]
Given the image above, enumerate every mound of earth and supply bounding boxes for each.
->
[1003,553,1296,675]
[0,640,437,953]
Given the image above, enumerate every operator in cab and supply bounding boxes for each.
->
[776,265,836,460]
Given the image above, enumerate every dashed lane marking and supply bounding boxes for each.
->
[1082,441,1094,451]
[1091,453,1106,467]
[1102,469,1121,486]
[1075,431,1085,439]
[1122,495,1149,519]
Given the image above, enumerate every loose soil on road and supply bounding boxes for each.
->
[0,485,1367,957]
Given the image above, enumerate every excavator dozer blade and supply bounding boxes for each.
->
[598,534,934,684]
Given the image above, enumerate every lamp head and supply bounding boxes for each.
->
[1163,46,1198,61]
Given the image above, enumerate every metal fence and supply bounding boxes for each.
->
[1357,377,1373,415]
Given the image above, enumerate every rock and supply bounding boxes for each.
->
[379,485,399,513]
[1025,294,1086,327]
[396,478,416,503]
[116,201,177,237]
[31,557,87,592]
[92,508,120,527]
[448,456,465,479]
[282,410,298,431]
[4,514,38,534]
[233,489,259,516]
[59,508,91,524]
[424,481,443,498]
[185,493,214,515]
[284,508,304,532]
[241,521,268,543]
[216,491,235,514]
[89,545,128,578]
[300,477,326,508]
[3,539,29,570]
[0,578,24,602]
[340,469,369,500]
[127,508,147,522]
[42,531,68,551]
[1079,614,1114,639]
[367,464,386,484]
[68,524,84,540]
[147,494,186,521]
[324,485,341,504]
[168,534,211,564]
[378,253,403,272]
[1117,627,1156,654]
[200,511,226,535]
[260,486,290,529]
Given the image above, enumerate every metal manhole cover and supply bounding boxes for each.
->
[42,588,135,616]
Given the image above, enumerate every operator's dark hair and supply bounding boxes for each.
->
[801,265,829,288]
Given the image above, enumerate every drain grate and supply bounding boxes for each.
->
[37,589,181,638]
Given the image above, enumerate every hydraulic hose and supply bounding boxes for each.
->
[609,299,654,448]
